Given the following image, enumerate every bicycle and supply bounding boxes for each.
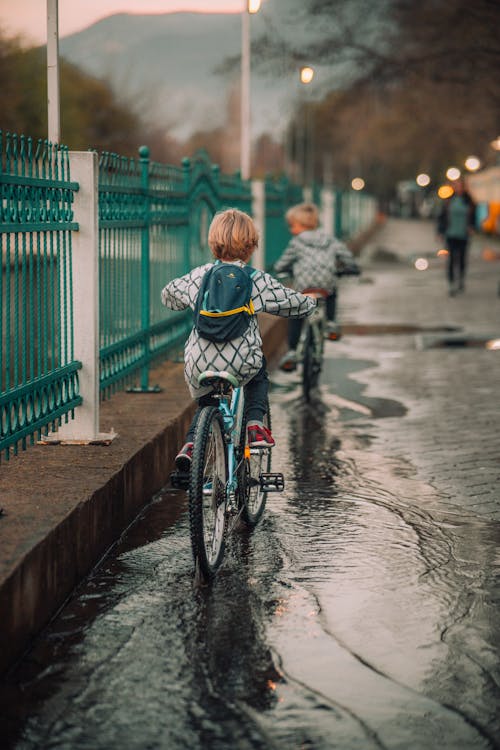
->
[296,288,333,402]
[171,370,284,580]
[278,261,360,401]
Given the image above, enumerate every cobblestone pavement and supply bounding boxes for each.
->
[334,217,500,521]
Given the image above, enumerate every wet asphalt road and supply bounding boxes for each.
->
[1,339,500,750]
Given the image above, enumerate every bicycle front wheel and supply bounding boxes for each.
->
[189,407,227,579]
[239,401,271,527]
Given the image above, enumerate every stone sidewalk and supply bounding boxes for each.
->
[1,217,499,674]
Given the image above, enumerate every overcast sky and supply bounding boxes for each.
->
[0,0,244,44]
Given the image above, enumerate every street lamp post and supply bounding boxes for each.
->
[241,0,261,180]
[299,66,314,191]
[47,0,60,143]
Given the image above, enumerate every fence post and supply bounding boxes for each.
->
[182,157,192,274]
[320,185,334,235]
[54,151,115,443]
[303,185,313,203]
[251,179,265,270]
[127,146,160,393]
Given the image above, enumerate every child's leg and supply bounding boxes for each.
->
[288,318,303,349]
[326,290,337,321]
[245,359,275,447]
[244,360,269,423]
[279,319,302,371]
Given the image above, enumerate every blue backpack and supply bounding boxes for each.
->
[194,261,256,342]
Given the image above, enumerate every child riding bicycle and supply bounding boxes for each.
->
[274,202,359,371]
[161,208,315,471]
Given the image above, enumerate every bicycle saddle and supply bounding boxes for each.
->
[198,370,239,393]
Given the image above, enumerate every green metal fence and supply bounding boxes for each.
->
[98,148,252,396]
[264,175,304,270]
[1,129,377,459]
[0,131,82,459]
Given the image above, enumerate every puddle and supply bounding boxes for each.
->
[343,324,460,336]
[417,333,500,350]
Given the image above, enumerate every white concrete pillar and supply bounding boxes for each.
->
[47,0,60,143]
[303,185,313,203]
[54,151,115,443]
[251,179,265,270]
[320,186,334,235]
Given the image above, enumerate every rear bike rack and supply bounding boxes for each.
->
[259,472,285,492]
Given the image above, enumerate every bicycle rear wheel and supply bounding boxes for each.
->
[302,327,316,401]
[302,319,324,402]
[239,401,271,527]
[189,406,227,579]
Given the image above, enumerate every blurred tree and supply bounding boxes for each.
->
[255,0,500,197]
[253,133,284,178]
[0,30,182,161]
[182,85,242,173]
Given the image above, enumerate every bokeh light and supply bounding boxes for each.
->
[490,136,500,152]
[300,66,314,84]
[437,248,449,257]
[486,339,500,350]
[414,258,429,271]
[438,185,454,199]
[351,177,365,191]
[465,156,481,172]
[416,173,430,187]
[446,167,461,181]
[482,247,500,261]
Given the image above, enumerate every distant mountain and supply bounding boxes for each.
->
[59,11,296,143]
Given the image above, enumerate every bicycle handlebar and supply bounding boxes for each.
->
[301,287,330,298]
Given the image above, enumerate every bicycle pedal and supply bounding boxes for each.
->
[170,470,190,490]
[259,472,285,492]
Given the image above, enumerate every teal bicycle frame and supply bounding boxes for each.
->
[172,369,283,580]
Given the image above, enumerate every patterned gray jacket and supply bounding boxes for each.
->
[274,229,355,292]
[161,260,315,398]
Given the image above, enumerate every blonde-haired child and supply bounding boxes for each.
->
[275,202,358,370]
[162,208,315,470]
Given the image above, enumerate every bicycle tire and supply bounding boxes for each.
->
[189,406,227,579]
[302,326,316,401]
[239,400,271,527]
[303,321,324,401]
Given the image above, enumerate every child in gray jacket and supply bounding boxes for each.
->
[274,202,358,370]
[162,208,315,470]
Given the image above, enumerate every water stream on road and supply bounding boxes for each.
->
[2,352,499,750]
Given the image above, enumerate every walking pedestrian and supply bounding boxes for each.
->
[437,178,476,296]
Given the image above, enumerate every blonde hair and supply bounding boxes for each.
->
[208,208,258,262]
[285,202,319,230]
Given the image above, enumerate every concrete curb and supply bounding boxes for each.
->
[0,315,287,674]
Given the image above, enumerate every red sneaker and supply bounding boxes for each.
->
[247,423,275,448]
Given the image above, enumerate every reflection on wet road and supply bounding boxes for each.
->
[2,350,500,749]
